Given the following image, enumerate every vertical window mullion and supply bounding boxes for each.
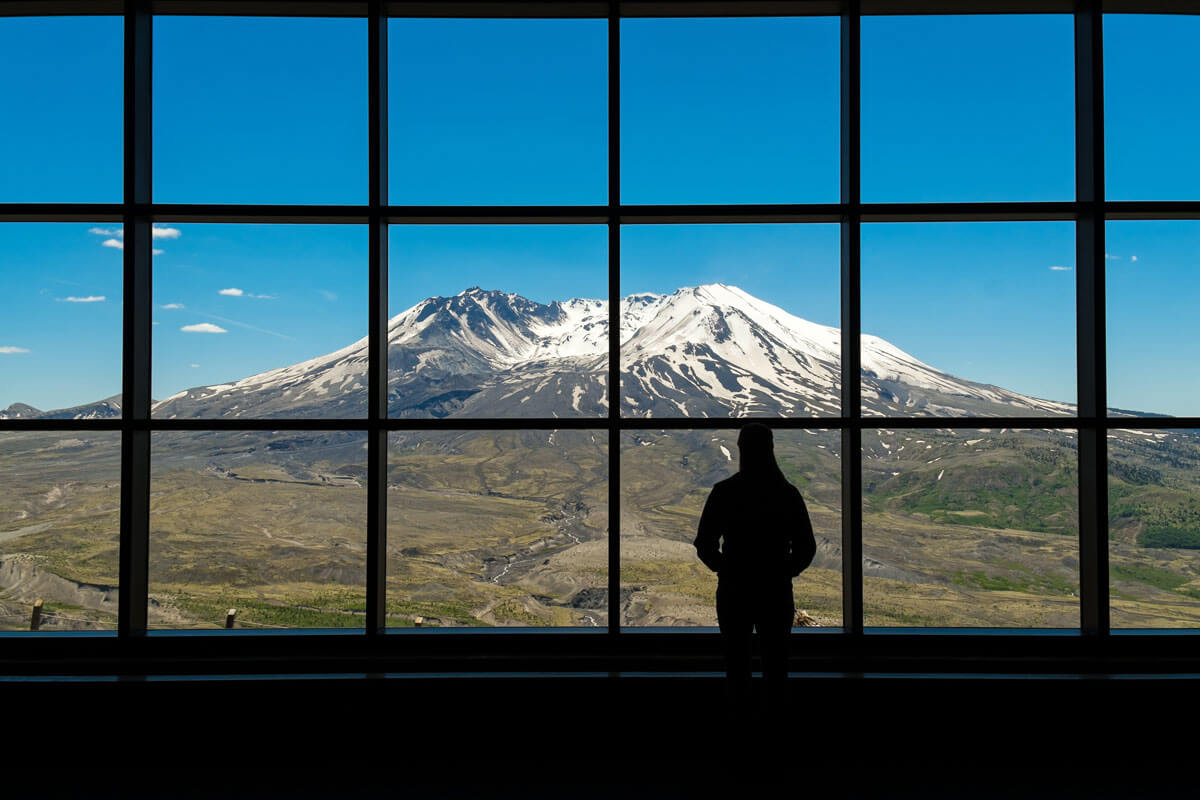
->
[607,1,621,637]
[118,0,152,638]
[1075,2,1108,637]
[840,0,863,636]
[367,0,388,635]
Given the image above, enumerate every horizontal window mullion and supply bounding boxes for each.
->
[1102,417,1200,430]
[1105,202,1200,220]
[0,205,124,222]
[146,205,370,223]
[0,419,126,432]
[15,0,1200,20]
[0,417,1123,431]
[9,203,1200,225]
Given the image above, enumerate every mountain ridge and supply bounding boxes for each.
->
[4,285,1084,420]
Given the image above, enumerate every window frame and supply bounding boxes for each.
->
[4,0,1200,676]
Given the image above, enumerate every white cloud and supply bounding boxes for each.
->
[190,363,200,368]
[0,346,30,354]
[1131,255,1139,262]
[90,225,178,254]
[1105,253,1119,260]
[319,290,338,302]
[161,303,185,310]
[181,323,227,334]
[58,295,106,303]
[1049,265,1072,271]
[219,287,272,299]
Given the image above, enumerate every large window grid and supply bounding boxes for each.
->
[3,0,1200,671]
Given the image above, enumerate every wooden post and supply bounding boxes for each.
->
[30,599,43,631]
[225,608,237,629]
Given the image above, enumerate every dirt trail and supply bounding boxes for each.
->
[0,522,52,545]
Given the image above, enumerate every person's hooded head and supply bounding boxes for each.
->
[737,422,784,481]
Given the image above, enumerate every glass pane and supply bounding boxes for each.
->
[390,19,606,205]
[621,224,840,418]
[863,428,1079,628]
[0,17,122,202]
[621,429,842,628]
[861,223,1076,416]
[1110,429,1200,628]
[154,17,366,204]
[622,17,839,204]
[862,15,1074,202]
[387,430,608,628]
[0,224,123,417]
[1105,15,1200,200]
[152,224,367,420]
[388,225,607,419]
[1107,221,1200,417]
[149,431,366,629]
[0,432,120,632]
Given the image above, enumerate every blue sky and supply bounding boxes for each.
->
[391,19,607,205]
[1,14,1197,415]
[1107,221,1200,416]
[862,222,1077,406]
[862,15,1075,202]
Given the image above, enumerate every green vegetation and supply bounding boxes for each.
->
[1140,527,1200,549]
[385,598,490,627]
[951,568,1075,596]
[1111,564,1191,592]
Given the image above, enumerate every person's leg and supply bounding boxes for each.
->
[716,585,753,712]
[756,591,794,714]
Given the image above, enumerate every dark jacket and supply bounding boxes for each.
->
[693,471,817,586]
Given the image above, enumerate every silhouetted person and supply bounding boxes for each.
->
[694,423,817,714]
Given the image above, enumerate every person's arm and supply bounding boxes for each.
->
[787,489,817,577]
[694,485,725,574]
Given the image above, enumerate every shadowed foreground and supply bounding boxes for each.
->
[0,672,1193,798]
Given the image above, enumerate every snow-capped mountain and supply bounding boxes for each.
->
[11,285,1078,420]
[0,395,124,421]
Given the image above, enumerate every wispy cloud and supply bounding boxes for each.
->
[153,248,164,256]
[101,238,123,250]
[88,227,122,237]
[0,346,30,354]
[58,295,106,303]
[1131,255,1139,262]
[161,303,185,310]
[1105,253,1120,260]
[152,227,181,240]
[190,311,293,340]
[219,287,244,296]
[190,363,200,368]
[319,290,338,302]
[1048,265,1072,271]
[181,323,227,334]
